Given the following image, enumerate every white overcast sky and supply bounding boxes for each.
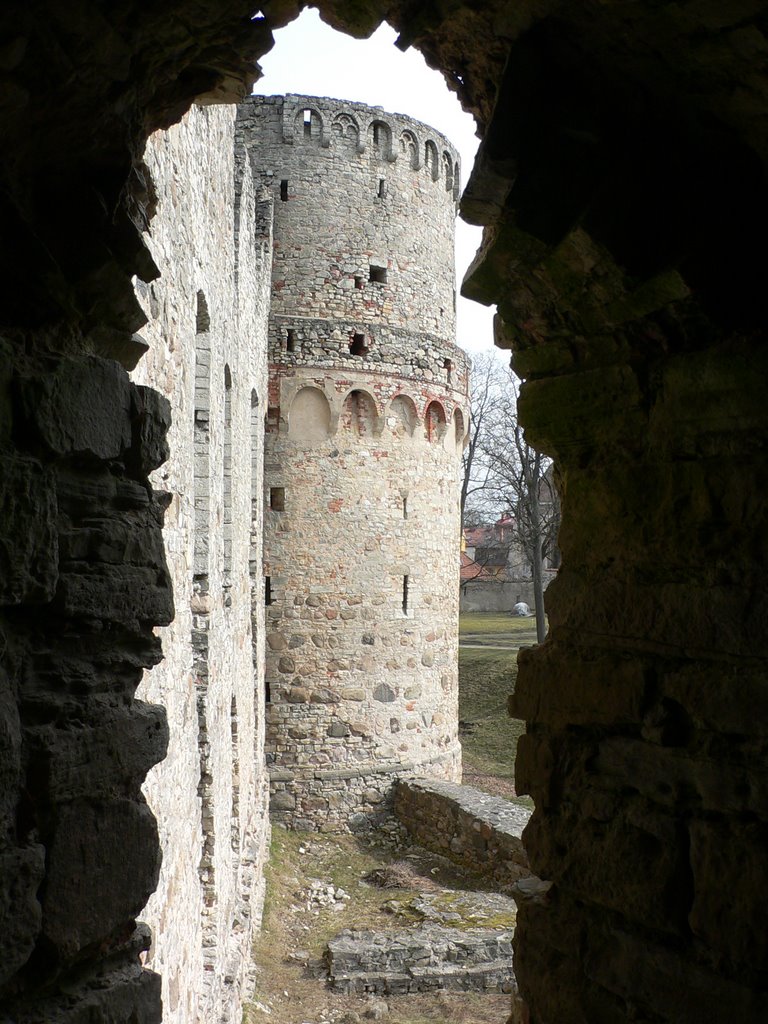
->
[252,7,497,356]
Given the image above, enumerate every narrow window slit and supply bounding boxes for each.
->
[270,487,285,511]
[402,575,409,615]
[280,180,288,201]
[378,178,386,198]
[265,576,273,605]
[286,329,297,353]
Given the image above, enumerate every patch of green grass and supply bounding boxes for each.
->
[458,646,527,794]
[459,612,536,635]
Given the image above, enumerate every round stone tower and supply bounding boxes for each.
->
[237,94,469,830]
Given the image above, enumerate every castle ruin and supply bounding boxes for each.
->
[127,94,467,1021]
[3,4,768,1024]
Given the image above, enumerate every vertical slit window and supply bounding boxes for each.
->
[378,178,386,198]
[265,680,272,704]
[286,329,297,353]
[270,487,285,511]
[265,576,273,605]
[403,496,408,520]
[402,575,409,615]
[280,179,288,201]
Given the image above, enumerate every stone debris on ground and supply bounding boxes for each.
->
[299,879,352,913]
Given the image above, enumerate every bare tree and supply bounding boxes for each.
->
[460,351,498,525]
[463,356,560,643]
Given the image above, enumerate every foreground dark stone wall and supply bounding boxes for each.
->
[0,1,767,1021]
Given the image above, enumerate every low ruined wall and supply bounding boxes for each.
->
[394,778,531,890]
[460,574,557,614]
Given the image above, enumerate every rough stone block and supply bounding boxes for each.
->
[0,845,45,988]
[689,819,768,970]
[42,798,161,959]
[18,357,133,461]
[0,454,58,605]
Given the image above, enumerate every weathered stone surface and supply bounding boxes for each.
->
[326,925,514,994]
[0,454,58,605]
[42,799,161,958]
[395,778,530,889]
[18,357,133,461]
[0,845,46,988]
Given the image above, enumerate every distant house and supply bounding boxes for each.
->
[460,511,558,612]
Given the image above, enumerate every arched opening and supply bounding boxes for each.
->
[331,111,360,149]
[341,388,377,436]
[288,386,332,441]
[425,400,447,442]
[400,129,419,169]
[295,105,322,143]
[424,140,439,181]
[387,394,419,438]
[369,118,392,159]
[453,407,465,448]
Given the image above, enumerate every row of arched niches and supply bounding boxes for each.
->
[274,384,467,448]
[283,104,460,198]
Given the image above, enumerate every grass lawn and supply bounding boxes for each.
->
[458,615,531,806]
[459,612,538,635]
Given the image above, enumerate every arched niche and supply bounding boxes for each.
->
[295,105,323,144]
[425,400,447,442]
[288,386,331,442]
[331,112,360,150]
[387,394,419,438]
[424,140,439,181]
[443,151,454,192]
[341,388,378,436]
[400,130,419,169]
[453,407,466,448]
[369,119,392,160]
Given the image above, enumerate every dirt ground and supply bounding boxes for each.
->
[245,823,513,1024]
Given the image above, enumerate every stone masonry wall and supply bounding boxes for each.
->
[394,779,531,892]
[237,95,460,340]
[130,104,272,1024]
[263,366,466,828]
[238,95,468,829]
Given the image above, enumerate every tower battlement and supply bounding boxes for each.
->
[241,94,460,197]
